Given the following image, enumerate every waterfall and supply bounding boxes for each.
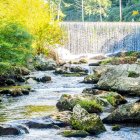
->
[60,22,140,55]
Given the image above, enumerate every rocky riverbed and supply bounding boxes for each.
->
[1,53,140,140]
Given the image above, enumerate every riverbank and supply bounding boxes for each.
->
[0,52,140,140]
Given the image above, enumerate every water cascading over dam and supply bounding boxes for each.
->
[60,22,140,55]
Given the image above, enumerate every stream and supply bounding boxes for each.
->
[0,64,140,140]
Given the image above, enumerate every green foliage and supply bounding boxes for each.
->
[0,0,63,58]
[0,23,33,65]
[62,0,140,21]
[0,62,14,75]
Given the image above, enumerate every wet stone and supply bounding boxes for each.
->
[0,124,29,136]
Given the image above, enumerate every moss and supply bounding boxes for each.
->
[100,58,113,65]
[84,74,99,83]
[100,92,127,107]
[0,85,31,91]
[78,100,103,113]
[128,71,139,78]
[0,85,31,96]
[61,130,89,137]
[63,73,86,77]
[70,113,106,134]
[100,56,137,65]
[105,95,116,106]
[112,125,121,131]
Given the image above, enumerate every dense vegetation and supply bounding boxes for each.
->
[0,0,64,73]
[60,0,140,21]
[0,0,63,67]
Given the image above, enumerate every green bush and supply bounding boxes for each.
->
[128,71,139,78]
[0,23,33,65]
[0,62,14,75]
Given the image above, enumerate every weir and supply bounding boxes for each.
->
[61,22,140,55]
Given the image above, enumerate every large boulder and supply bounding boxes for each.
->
[56,94,103,113]
[0,124,29,136]
[97,64,140,96]
[103,102,140,124]
[70,104,106,135]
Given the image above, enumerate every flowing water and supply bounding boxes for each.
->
[0,64,140,140]
[61,22,140,54]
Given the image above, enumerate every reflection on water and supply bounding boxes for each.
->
[22,105,56,118]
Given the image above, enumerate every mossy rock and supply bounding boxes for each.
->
[70,104,106,135]
[0,85,31,97]
[83,74,99,84]
[79,58,88,64]
[60,130,89,137]
[63,73,82,77]
[112,125,121,131]
[70,66,88,73]
[100,57,137,65]
[99,92,127,107]
[57,94,103,113]
[56,94,80,111]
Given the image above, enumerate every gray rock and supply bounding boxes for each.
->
[34,55,57,71]
[83,74,99,84]
[34,76,51,83]
[56,94,79,111]
[25,117,67,129]
[27,78,37,84]
[103,102,140,124]
[97,92,127,107]
[97,64,140,96]
[0,124,29,136]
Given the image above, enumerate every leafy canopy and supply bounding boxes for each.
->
[0,0,64,54]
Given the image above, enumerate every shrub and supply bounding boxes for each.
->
[128,71,139,78]
[0,0,65,55]
[0,23,33,65]
[0,62,14,75]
